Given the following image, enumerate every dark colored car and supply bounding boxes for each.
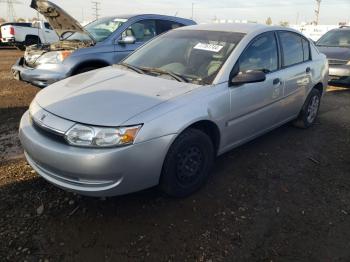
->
[316,26,350,85]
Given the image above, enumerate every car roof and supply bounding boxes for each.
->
[102,14,195,23]
[332,26,350,31]
[176,23,297,34]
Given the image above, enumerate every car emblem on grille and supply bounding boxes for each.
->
[40,114,47,122]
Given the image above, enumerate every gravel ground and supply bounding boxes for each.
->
[0,49,350,262]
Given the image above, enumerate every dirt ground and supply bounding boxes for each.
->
[0,48,350,262]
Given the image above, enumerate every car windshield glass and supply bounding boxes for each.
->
[317,30,350,47]
[67,17,127,42]
[123,30,245,85]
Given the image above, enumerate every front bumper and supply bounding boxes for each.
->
[19,111,175,197]
[11,57,70,88]
[328,64,350,84]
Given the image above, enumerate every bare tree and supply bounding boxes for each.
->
[0,17,6,25]
[266,17,272,25]
[279,21,289,27]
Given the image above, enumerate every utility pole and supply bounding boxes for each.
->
[191,3,194,20]
[314,0,321,25]
[0,0,22,22]
[81,8,85,22]
[91,1,101,21]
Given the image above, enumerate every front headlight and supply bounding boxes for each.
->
[65,124,142,148]
[36,51,73,65]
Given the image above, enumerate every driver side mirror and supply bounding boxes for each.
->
[118,35,136,45]
[230,71,266,86]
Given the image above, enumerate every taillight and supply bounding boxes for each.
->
[9,26,15,36]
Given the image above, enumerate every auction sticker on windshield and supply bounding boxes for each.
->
[194,43,224,52]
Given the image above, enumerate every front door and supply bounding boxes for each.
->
[224,32,284,148]
[114,19,157,62]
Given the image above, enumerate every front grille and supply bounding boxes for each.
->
[328,59,348,65]
[32,118,66,144]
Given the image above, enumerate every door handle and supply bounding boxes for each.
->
[306,67,311,73]
[273,78,281,85]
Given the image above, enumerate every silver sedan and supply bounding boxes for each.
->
[19,23,329,197]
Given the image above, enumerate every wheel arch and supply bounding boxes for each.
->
[71,60,110,76]
[25,34,41,43]
[313,82,324,96]
[179,120,221,155]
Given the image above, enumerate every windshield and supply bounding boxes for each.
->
[317,30,350,47]
[123,30,245,85]
[67,17,127,42]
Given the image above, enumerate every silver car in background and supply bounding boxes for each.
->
[19,24,328,197]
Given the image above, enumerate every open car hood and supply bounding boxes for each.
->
[30,0,95,42]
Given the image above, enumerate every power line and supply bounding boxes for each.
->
[91,1,101,20]
[0,0,22,21]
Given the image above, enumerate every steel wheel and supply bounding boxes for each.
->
[160,128,214,197]
[176,145,204,186]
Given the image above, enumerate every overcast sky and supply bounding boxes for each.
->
[1,0,349,24]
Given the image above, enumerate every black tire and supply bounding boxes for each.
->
[293,88,321,129]
[25,36,41,47]
[16,44,26,51]
[159,128,214,198]
[74,67,99,75]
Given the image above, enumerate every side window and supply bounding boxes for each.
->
[44,23,53,30]
[239,32,278,73]
[156,20,184,34]
[122,20,156,42]
[279,31,304,67]
[302,38,310,61]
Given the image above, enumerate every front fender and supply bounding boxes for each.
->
[125,84,230,147]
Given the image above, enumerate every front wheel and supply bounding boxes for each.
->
[160,129,214,198]
[293,88,321,128]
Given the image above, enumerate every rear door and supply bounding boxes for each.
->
[277,31,313,118]
[226,31,284,146]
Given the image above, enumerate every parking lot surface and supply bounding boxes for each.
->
[0,48,350,261]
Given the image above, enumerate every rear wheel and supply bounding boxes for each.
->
[159,128,214,198]
[293,88,321,128]
[25,36,41,47]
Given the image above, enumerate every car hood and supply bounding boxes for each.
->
[30,0,94,41]
[35,66,198,126]
[317,46,350,61]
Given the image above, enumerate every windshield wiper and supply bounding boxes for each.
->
[140,67,189,83]
[118,63,145,74]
